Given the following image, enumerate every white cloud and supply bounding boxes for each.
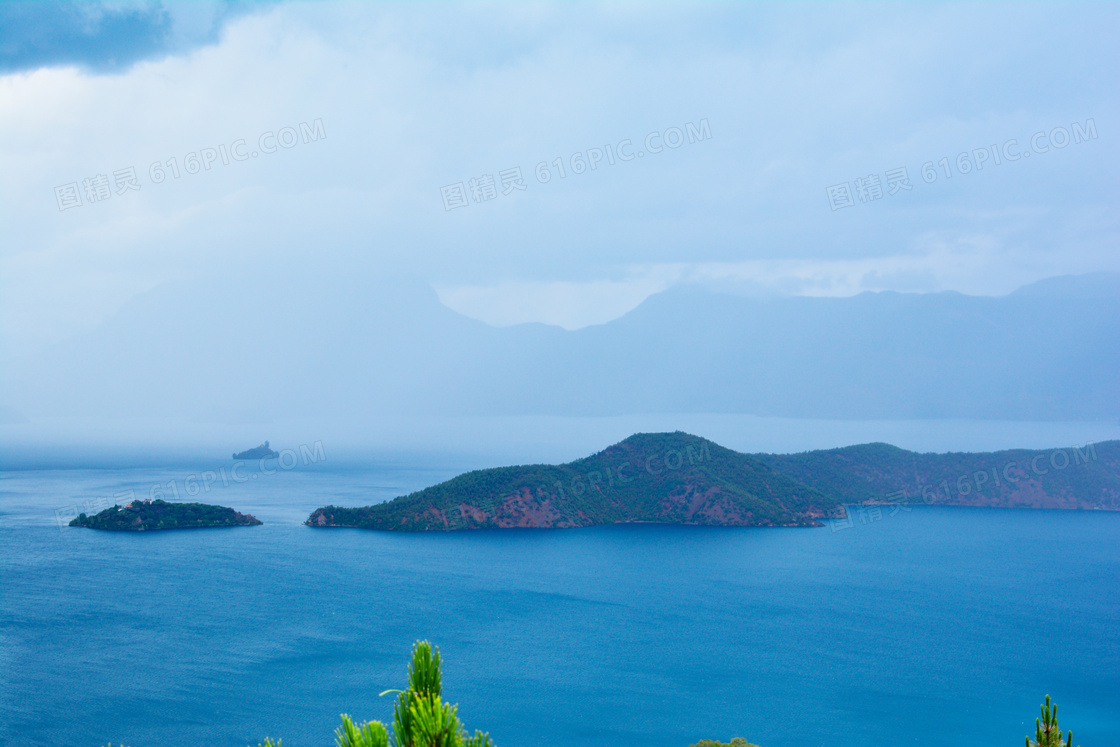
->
[1,2,1117,351]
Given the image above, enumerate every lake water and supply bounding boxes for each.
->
[1,462,1118,747]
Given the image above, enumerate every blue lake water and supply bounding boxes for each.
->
[1,463,1118,747]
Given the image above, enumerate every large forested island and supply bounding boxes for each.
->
[306,432,1120,532]
[70,498,262,531]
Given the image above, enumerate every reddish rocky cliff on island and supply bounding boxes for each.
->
[305,433,1120,532]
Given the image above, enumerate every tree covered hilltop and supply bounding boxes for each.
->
[70,498,262,531]
[306,432,1120,532]
[308,432,841,530]
[755,438,1118,510]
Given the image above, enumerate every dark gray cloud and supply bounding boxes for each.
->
[0,0,267,73]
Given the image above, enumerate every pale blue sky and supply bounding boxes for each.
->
[1,1,1117,345]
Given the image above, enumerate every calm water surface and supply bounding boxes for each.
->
[1,464,1118,747]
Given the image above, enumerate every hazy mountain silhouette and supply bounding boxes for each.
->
[5,271,1117,422]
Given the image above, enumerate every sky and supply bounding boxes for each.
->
[1,0,1116,352]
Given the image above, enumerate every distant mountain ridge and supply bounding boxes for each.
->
[755,439,1120,510]
[5,272,1118,421]
[306,433,1120,531]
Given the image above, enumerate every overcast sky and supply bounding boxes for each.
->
[1,0,1117,353]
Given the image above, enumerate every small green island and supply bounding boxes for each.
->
[69,498,262,531]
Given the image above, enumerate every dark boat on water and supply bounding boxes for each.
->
[233,441,280,460]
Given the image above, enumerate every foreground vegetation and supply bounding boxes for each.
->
[1028,695,1079,747]
[238,643,1081,747]
[253,641,493,747]
[249,641,763,747]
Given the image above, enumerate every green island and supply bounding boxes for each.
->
[306,432,1120,531]
[69,498,262,531]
